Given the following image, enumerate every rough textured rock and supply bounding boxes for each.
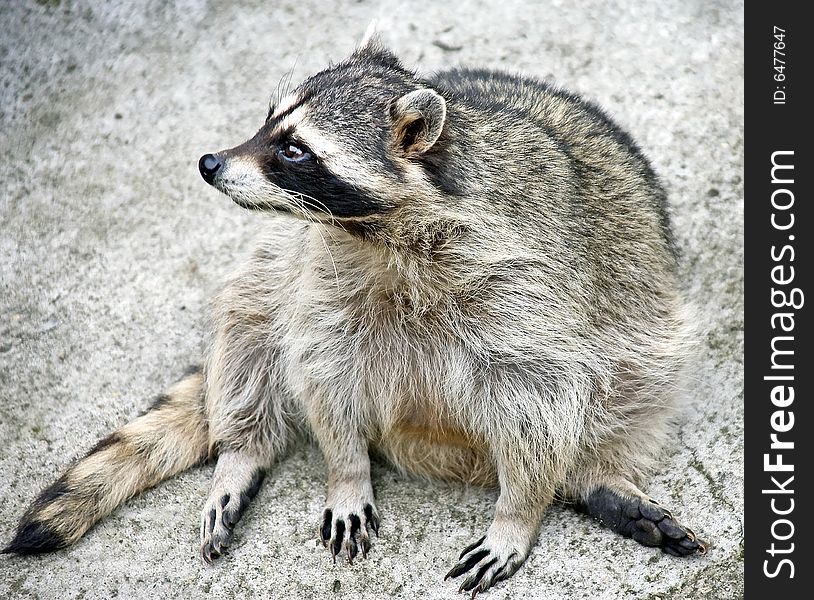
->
[0,1,743,598]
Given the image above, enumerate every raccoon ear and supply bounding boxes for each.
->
[390,89,447,156]
[351,23,402,70]
[358,20,378,50]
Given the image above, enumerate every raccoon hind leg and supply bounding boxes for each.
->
[573,475,709,557]
[570,351,709,556]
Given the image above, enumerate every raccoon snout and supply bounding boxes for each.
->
[198,154,223,185]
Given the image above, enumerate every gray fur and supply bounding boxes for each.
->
[7,40,705,593]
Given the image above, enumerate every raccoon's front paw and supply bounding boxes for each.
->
[445,525,534,596]
[199,470,265,564]
[319,500,380,564]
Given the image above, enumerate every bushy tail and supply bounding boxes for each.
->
[3,367,208,554]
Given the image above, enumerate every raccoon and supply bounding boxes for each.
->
[4,36,708,595]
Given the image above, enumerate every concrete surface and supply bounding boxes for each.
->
[0,1,744,598]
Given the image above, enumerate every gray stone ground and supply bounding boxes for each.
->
[0,1,743,598]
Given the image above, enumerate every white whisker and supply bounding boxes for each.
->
[277,188,342,294]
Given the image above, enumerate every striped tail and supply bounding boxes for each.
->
[3,366,208,554]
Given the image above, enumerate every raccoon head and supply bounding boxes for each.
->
[198,41,449,225]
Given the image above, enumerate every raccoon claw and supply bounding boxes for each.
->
[320,502,379,564]
[446,532,529,596]
[200,501,235,564]
[200,539,226,564]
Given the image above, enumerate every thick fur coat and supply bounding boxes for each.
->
[5,38,707,595]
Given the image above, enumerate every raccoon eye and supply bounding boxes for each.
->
[279,143,311,162]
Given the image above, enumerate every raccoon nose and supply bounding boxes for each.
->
[198,154,222,185]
